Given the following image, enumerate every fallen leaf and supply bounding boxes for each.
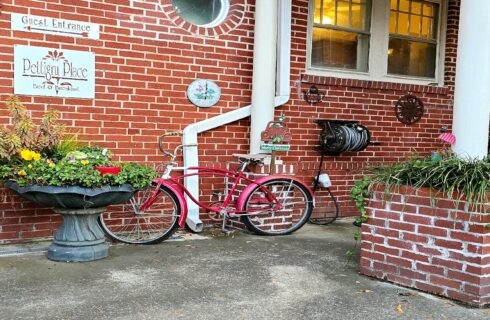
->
[399,292,416,297]
[484,310,490,315]
[396,304,404,315]
[356,289,372,294]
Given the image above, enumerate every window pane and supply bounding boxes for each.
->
[398,13,409,35]
[411,0,422,14]
[423,2,433,16]
[352,4,368,29]
[421,17,431,38]
[388,38,436,77]
[409,14,421,37]
[391,0,398,10]
[337,1,351,27]
[314,0,321,24]
[389,11,397,33]
[312,27,369,71]
[399,0,410,12]
[172,0,224,26]
[322,0,336,24]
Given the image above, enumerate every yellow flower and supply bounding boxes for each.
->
[18,170,27,176]
[46,159,56,168]
[20,149,33,161]
[81,160,90,165]
[19,149,41,161]
[28,164,33,168]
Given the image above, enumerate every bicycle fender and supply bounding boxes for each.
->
[152,179,188,228]
[236,175,315,212]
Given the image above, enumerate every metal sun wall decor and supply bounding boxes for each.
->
[395,94,424,124]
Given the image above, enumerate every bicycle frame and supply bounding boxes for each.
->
[142,164,313,228]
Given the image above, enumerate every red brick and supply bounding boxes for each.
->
[432,257,464,271]
[446,290,480,305]
[430,276,462,290]
[386,256,412,268]
[373,261,398,273]
[403,214,431,225]
[389,221,416,232]
[447,270,482,285]
[374,210,401,220]
[416,263,445,276]
[418,225,448,237]
[361,251,385,262]
[415,281,445,295]
[387,239,413,250]
[386,273,413,287]
[402,233,429,244]
[399,268,427,281]
[434,239,463,250]
[401,250,430,263]
[374,244,399,256]
[415,245,443,256]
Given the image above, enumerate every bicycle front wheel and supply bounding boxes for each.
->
[100,185,181,244]
[241,178,313,236]
[309,187,339,225]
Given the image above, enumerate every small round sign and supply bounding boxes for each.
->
[186,79,221,108]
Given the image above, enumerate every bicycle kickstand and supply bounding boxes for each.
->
[221,212,237,235]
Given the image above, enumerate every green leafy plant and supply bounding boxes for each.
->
[0,96,157,189]
[11,154,156,189]
[0,96,65,159]
[370,155,490,212]
[351,176,372,226]
[347,176,372,257]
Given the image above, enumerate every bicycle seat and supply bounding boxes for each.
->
[233,153,267,165]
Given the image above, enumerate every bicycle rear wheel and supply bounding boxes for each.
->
[100,184,180,244]
[241,178,313,236]
[309,187,339,225]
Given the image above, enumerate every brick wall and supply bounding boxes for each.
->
[360,185,490,307]
[0,0,460,243]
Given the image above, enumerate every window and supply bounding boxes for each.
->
[172,0,230,27]
[312,0,371,72]
[307,0,447,85]
[388,0,439,78]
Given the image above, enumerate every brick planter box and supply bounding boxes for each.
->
[360,185,490,307]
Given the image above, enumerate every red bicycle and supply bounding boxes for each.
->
[100,131,314,244]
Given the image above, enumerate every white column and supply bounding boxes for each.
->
[452,0,490,159]
[250,0,279,154]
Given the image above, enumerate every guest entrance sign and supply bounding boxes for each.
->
[14,45,95,99]
[11,14,100,39]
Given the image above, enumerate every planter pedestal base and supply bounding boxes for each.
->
[48,207,109,262]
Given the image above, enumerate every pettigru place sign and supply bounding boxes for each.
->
[14,45,95,99]
[11,14,99,39]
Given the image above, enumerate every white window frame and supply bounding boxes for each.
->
[306,0,448,86]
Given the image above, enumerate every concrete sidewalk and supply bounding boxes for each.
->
[0,219,488,320]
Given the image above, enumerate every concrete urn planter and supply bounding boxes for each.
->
[360,185,490,307]
[6,181,135,262]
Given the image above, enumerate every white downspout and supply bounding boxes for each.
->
[250,0,278,154]
[181,0,292,232]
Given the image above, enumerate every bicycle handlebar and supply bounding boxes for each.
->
[158,131,182,157]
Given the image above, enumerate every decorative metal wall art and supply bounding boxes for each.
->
[303,85,325,104]
[395,94,424,124]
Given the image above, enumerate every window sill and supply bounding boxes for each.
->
[301,73,449,95]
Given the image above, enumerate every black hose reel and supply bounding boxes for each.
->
[316,119,374,155]
[313,119,380,192]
